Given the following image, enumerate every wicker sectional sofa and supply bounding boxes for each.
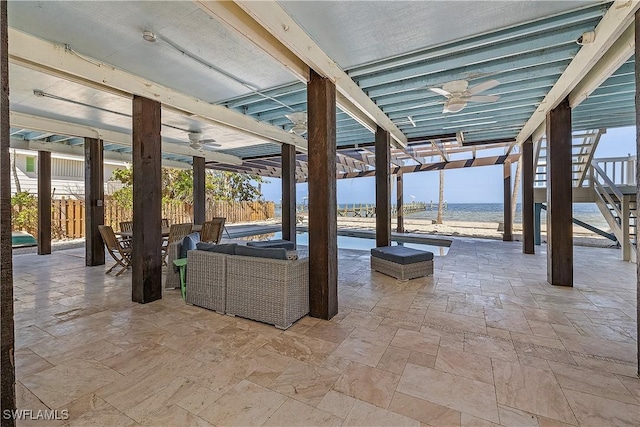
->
[174,244,309,329]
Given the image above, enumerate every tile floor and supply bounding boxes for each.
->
[10,238,640,426]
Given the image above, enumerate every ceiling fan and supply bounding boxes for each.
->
[285,112,307,136]
[429,79,500,113]
[187,131,220,151]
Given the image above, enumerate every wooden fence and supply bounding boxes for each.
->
[49,198,275,238]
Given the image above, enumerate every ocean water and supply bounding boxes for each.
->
[406,203,608,229]
[275,203,610,231]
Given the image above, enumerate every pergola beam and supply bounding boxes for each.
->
[332,153,520,181]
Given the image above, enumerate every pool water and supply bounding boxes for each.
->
[265,231,449,256]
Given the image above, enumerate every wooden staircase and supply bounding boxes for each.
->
[533,129,637,262]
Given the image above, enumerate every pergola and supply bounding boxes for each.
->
[1,0,640,415]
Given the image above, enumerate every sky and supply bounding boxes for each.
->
[260,126,637,204]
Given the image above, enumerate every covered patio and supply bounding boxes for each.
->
[2,1,640,425]
[12,239,638,425]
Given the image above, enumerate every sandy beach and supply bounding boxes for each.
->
[301,216,617,248]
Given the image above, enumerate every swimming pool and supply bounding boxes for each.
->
[251,231,450,256]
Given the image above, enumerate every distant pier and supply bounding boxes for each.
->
[330,201,426,218]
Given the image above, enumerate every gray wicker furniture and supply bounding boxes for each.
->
[226,254,309,329]
[185,249,227,313]
[371,246,433,280]
[181,246,309,329]
[165,241,181,289]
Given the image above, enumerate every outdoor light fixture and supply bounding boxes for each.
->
[576,31,595,45]
[143,31,157,42]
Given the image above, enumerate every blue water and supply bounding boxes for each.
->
[275,203,609,230]
[405,203,608,229]
[265,231,448,256]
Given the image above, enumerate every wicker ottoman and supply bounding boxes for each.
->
[370,246,433,280]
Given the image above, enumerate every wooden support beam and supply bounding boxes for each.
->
[281,143,296,247]
[132,96,162,303]
[522,137,535,254]
[375,126,391,247]
[0,0,16,419]
[37,150,51,255]
[546,98,573,287]
[635,7,640,376]
[503,160,513,242]
[397,171,404,233]
[84,137,104,266]
[193,156,205,225]
[307,69,337,320]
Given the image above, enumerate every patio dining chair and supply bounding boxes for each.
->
[200,217,226,243]
[119,220,133,233]
[119,220,133,241]
[98,225,132,276]
[162,223,193,265]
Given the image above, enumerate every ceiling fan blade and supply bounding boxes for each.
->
[285,112,307,123]
[200,139,221,147]
[467,95,500,103]
[467,79,500,95]
[429,87,451,97]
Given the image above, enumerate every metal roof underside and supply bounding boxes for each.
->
[6,1,635,179]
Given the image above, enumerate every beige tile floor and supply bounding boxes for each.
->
[11,238,640,426]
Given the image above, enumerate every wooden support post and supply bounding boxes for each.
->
[84,137,105,266]
[307,69,337,320]
[546,97,573,286]
[132,96,162,304]
[375,126,391,247]
[0,0,16,420]
[634,8,640,375]
[281,143,296,247]
[193,156,205,225]
[37,150,51,255]
[522,137,535,254]
[503,160,513,242]
[397,171,404,233]
[534,203,542,246]
[621,195,631,262]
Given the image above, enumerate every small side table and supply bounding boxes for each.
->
[173,258,188,300]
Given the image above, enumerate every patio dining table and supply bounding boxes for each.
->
[116,223,202,238]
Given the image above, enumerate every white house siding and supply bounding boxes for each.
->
[10,152,124,198]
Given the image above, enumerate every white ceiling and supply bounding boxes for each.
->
[279,0,604,69]
[8,1,297,103]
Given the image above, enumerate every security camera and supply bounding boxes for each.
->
[576,31,595,46]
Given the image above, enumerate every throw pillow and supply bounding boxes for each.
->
[196,242,237,255]
[235,245,287,260]
[180,232,201,259]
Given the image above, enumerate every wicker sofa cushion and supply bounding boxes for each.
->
[371,245,433,265]
[246,239,295,250]
[196,242,237,255]
[235,245,287,260]
[180,232,201,259]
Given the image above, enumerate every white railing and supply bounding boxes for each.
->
[591,156,636,187]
